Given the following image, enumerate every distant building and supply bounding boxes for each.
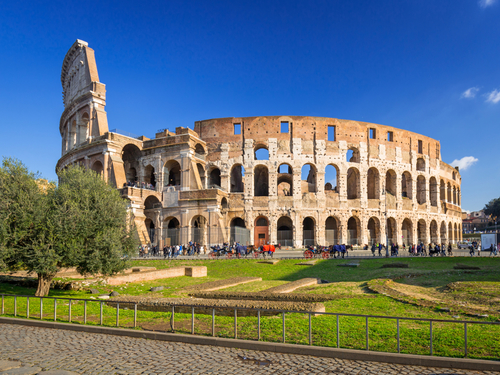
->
[462,210,489,233]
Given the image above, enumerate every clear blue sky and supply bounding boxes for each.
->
[1,0,499,212]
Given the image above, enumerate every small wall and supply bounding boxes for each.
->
[107,266,207,285]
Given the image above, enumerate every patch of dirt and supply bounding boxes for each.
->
[262,278,320,293]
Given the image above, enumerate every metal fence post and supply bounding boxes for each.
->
[464,322,468,357]
[69,300,72,322]
[366,316,369,350]
[134,303,137,328]
[115,303,119,327]
[1,295,3,315]
[257,310,261,341]
[234,308,237,339]
[100,301,103,326]
[397,318,400,353]
[308,313,312,346]
[191,307,195,334]
[282,311,286,343]
[14,296,17,317]
[26,297,30,319]
[171,305,175,331]
[430,321,433,356]
[40,298,43,320]
[84,301,87,324]
[54,298,57,321]
[212,308,215,337]
[336,314,340,348]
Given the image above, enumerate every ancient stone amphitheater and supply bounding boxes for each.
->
[56,40,462,248]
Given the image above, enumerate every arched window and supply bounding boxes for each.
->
[195,143,206,156]
[367,217,380,245]
[91,161,103,176]
[230,164,245,193]
[385,169,397,196]
[367,168,380,199]
[301,163,317,193]
[325,165,338,193]
[144,195,160,210]
[325,216,339,245]
[277,216,293,247]
[254,165,269,196]
[347,167,360,199]
[346,147,360,163]
[230,217,247,244]
[429,177,438,207]
[402,172,412,199]
[197,163,206,189]
[303,217,315,246]
[440,179,446,201]
[192,215,207,244]
[387,217,397,244]
[347,217,360,245]
[402,219,413,245]
[79,113,89,145]
[430,220,438,244]
[278,164,293,196]
[447,182,452,202]
[144,165,156,188]
[416,158,425,172]
[417,175,426,204]
[417,219,427,243]
[254,146,269,161]
[221,197,228,210]
[254,216,269,246]
[440,221,447,243]
[164,160,181,187]
[209,168,221,189]
[122,144,141,184]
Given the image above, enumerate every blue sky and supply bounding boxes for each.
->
[0,0,499,212]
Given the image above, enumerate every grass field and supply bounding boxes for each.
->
[1,257,499,360]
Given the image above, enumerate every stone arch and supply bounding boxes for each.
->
[144,165,156,188]
[367,167,380,199]
[79,112,89,144]
[277,216,294,247]
[325,216,340,245]
[457,188,461,206]
[367,217,381,245]
[230,164,245,193]
[347,216,361,246]
[448,222,453,244]
[278,163,293,196]
[254,216,269,246]
[417,219,427,244]
[346,147,360,163]
[91,160,103,176]
[191,215,207,244]
[347,167,360,199]
[447,182,452,202]
[209,167,221,188]
[303,217,315,246]
[164,159,181,187]
[70,119,77,149]
[430,220,438,244]
[230,217,247,245]
[325,164,339,193]
[144,195,160,210]
[385,169,397,197]
[221,197,228,210]
[454,223,458,243]
[194,143,206,155]
[387,217,397,244]
[417,175,426,204]
[254,165,269,196]
[164,216,180,246]
[416,157,425,172]
[122,144,141,184]
[452,186,457,205]
[429,177,438,207]
[402,171,413,199]
[301,163,317,193]
[452,171,456,180]
[254,145,269,161]
[440,179,446,201]
[440,221,447,243]
[402,218,413,245]
[197,163,206,188]
[144,218,155,245]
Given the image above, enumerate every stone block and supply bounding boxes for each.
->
[184,266,207,277]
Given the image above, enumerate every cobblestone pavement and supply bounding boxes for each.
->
[0,324,497,375]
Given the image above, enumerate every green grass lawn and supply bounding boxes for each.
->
[1,257,499,360]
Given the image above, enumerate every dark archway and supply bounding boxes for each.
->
[277,216,293,247]
[254,165,269,196]
[302,217,315,246]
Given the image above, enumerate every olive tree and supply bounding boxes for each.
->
[0,158,137,296]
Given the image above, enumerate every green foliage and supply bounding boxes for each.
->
[484,197,500,221]
[0,158,137,295]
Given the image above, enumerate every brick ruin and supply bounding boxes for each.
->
[56,40,462,248]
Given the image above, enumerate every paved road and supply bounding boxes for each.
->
[0,324,497,375]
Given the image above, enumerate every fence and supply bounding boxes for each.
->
[161,227,251,247]
[1,294,498,360]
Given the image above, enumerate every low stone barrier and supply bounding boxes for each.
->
[183,277,262,292]
[106,266,207,285]
[262,278,321,293]
[188,291,374,303]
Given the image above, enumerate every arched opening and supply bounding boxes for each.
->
[452,171,456,180]
[192,215,207,244]
[230,217,248,245]
[325,164,338,193]
[325,216,339,245]
[402,219,413,245]
[367,217,380,245]
[79,113,89,144]
[417,175,426,204]
[385,170,397,207]
[346,147,360,163]
[278,164,293,196]
[230,164,245,193]
[91,161,103,176]
[440,221,447,243]
[70,119,77,149]
[452,186,457,205]
[448,222,453,244]
[144,195,160,210]
[209,167,221,189]
[416,158,425,172]
[447,182,452,202]
[195,143,206,156]
[254,216,269,246]
[144,165,156,188]
[402,171,412,199]
[254,146,269,161]
[145,219,155,245]
[429,177,438,207]
[301,163,317,193]
[277,216,293,247]
[387,217,397,245]
[367,167,380,199]
[440,179,446,201]
[417,219,427,244]
[347,167,360,199]
[122,144,141,185]
[221,197,228,210]
[454,223,458,243]
[457,188,461,206]
[164,160,181,187]
[196,163,206,189]
[254,165,269,196]
[430,220,438,244]
[165,217,180,246]
[347,217,360,246]
[302,217,315,246]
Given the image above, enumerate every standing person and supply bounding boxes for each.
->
[378,243,383,257]
[371,243,376,257]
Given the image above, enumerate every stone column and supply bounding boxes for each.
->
[180,150,192,191]
[294,212,302,248]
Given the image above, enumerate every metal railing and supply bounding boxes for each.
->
[1,294,498,359]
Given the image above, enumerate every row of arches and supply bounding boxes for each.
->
[63,112,90,153]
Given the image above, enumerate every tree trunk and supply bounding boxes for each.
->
[35,274,54,297]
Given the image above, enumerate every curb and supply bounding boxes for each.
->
[0,317,499,371]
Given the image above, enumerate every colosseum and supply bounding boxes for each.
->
[56,40,463,248]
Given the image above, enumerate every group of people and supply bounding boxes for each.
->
[138,241,205,258]
[125,180,155,190]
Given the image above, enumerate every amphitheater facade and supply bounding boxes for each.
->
[57,40,463,248]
